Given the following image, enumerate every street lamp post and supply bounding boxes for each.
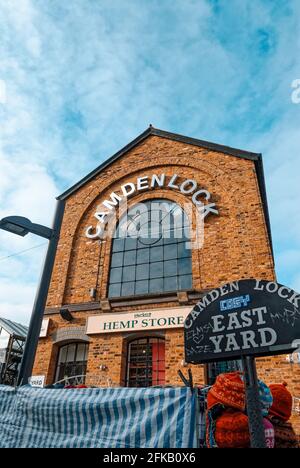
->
[0,200,65,386]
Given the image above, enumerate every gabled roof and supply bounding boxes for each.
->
[0,317,28,339]
[58,125,261,201]
[57,126,273,258]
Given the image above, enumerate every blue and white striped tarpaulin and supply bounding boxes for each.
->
[0,385,197,448]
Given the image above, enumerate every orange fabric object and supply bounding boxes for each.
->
[207,372,245,411]
[215,409,250,449]
[269,382,292,422]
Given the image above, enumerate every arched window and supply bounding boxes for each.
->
[108,199,192,297]
[126,337,165,387]
[54,342,88,384]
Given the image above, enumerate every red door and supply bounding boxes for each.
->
[152,340,165,385]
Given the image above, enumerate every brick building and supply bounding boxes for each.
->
[33,126,299,430]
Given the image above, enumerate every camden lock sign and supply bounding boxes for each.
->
[184,279,300,364]
[86,173,219,239]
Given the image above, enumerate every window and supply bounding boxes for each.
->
[207,360,242,385]
[126,337,165,387]
[55,342,88,384]
[108,199,192,297]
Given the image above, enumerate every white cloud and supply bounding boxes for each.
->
[0,279,40,325]
[0,0,300,325]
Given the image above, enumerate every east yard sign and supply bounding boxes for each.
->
[184,279,300,364]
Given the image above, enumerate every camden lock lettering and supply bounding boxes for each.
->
[86,173,219,239]
[184,279,300,364]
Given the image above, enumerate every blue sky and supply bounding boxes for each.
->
[0,0,300,325]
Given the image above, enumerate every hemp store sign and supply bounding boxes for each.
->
[86,307,191,334]
[86,173,219,239]
[184,279,300,364]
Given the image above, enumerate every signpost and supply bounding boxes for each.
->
[184,279,300,448]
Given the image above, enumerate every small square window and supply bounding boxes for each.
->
[136,263,149,280]
[164,259,177,276]
[108,283,121,297]
[124,250,136,266]
[121,282,135,296]
[178,274,192,290]
[123,265,136,281]
[150,262,163,279]
[125,237,137,251]
[137,248,150,264]
[110,267,122,284]
[112,238,125,252]
[111,252,123,268]
[150,246,163,262]
[163,235,175,245]
[135,280,149,295]
[173,226,186,241]
[164,276,177,291]
[178,257,192,275]
[149,278,164,293]
[178,242,192,258]
[164,244,177,260]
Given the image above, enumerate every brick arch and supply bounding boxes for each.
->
[67,157,239,250]
[55,156,268,306]
[60,161,229,304]
[65,154,240,241]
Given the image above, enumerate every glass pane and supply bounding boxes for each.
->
[110,267,122,283]
[150,246,163,262]
[173,226,185,241]
[150,262,163,278]
[164,276,177,291]
[178,242,191,258]
[112,238,125,252]
[136,263,149,280]
[178,257,192,275]
[124,250,136,266]
[135,280,149,295]
[123,266,135,281]
[109,283,121,297]
[66,344,76,362]
[58,345,68,364]
[164,259,177,276]
[76,343,87,362]
[178,274,192,290]
[164,244,178,260]
[111,252,123,267]
[125,237,137,250]
[136,248,150,264]
[122,282,135,296]
[149,278,164,293]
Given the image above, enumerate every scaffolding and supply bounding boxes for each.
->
[0,318,28,386]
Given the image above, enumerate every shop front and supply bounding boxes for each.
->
[32,126,299,435]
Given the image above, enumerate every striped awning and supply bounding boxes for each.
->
[0,385,197,448]
[0,318,28,339]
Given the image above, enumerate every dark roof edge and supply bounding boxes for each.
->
[254,155,274,262]
[57,126,260,200]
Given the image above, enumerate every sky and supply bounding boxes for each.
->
[0,0,300,325]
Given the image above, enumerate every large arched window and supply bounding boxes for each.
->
[54,342,88,384]
[126,337,165,387]
[108,199,192,297]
